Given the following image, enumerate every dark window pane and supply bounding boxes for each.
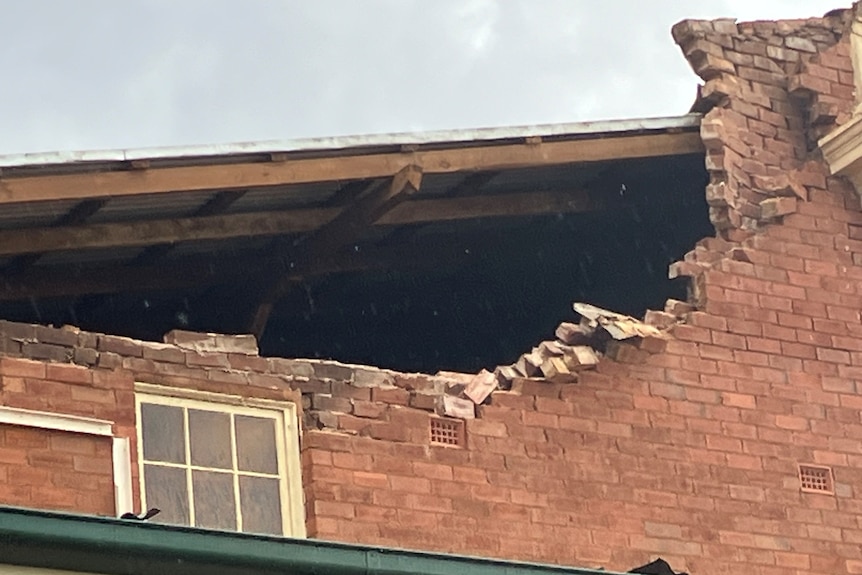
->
[140,404,185,464]
[239,476,282,535]
[189,409,232,469]
[192,470,237,530]
[235,415,277,474]
[144,464,189,525]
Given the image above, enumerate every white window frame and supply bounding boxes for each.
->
[134,383,306,538]
[0,405,133,516]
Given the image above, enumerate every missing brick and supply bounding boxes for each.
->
[799,464,834,494]
[430,417,465,447]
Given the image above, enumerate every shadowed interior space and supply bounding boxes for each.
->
[0,153,711,373]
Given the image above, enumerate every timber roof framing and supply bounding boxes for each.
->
[0,115,701,205]
[0,114,703,307]
[248,165,425,336]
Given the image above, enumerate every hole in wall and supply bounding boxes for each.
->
[0,154,713,375]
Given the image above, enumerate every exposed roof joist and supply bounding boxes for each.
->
[248,165,424,337]
[5,198,108,272]
[0,224,503,302]
[131,189,248,266]
[0,187,613,257]
[0,131,702,205]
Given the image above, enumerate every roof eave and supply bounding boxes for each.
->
[0,114,702,170]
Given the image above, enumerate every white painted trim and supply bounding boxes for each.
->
[0,406,112,436]
[819,113,862,197]
[112,437,134,516]
[0,405,134,517]
[0,565,88,575]
[134,382,295,411]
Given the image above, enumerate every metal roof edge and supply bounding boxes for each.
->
[0,506,623,575]
[0,114,702,169]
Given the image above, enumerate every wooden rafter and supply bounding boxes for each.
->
[132,189,248,265]
[0,187,611,257]
[247,165,424,338]
[4,198,107,273]
[0,132,702,205]
[0,222,545,302]
[0,242,405,301]
[324,179,380,207]
[445,171,498,197]
[300,165,422,258]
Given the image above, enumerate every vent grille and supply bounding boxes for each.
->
[799,464,834,494]
[430,418,465,447]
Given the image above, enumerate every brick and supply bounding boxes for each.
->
[163,330,258,355]
[352,400,387,419]
[33,326,79,347]
[370,386,410,406]
[0,358,46,378]
[760,197,797,219]
[330,382,371,400]
[389,475,431,494]
[70,387,115,405]
[21,343,71,363]
[785,36,817,53]
[45,363,92,385]
[97,335,143,357]
[313,362,355,381]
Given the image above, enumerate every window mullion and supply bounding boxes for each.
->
[183,407,195,527]
[276,411,291,535]
[230,413,243,532]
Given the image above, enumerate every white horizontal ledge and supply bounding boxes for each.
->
[0,405,113,437]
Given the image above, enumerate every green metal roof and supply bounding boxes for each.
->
[0,507,624,575]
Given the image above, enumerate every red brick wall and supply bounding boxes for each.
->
[0,423,114,515]
[1,8,862,575]
[301,11,862,575]
[301,180,862,573]
[0,356,129,515]
[303,184,862,571]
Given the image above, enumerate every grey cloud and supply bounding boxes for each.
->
[0,0,847,154]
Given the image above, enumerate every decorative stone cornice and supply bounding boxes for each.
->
[819,111,862,195]
[819,2,862,195]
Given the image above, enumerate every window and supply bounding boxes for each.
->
[135,385,305,537]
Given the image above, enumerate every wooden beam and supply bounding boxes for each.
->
[300,165,422,258]
[380,189,604,225]
[0,187,608,257]
[0,132,703,205]
[445,171,498,197]
[324,179,380,207]
[248,165,423,338]
[0,251,363,302]
[0,209,333,256]
[0,233,485,302]
[194,189,248,216]
[132,189,248,265]
[4,198,108,273]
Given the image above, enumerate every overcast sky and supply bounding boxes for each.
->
[0,1,848,155]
